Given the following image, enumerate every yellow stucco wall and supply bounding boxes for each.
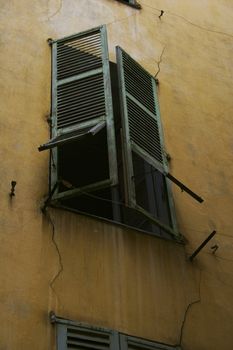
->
[0,0,233,349]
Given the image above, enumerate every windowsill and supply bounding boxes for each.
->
[50,203,185,245]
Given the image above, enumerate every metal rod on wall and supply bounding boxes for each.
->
[189,230,217,261]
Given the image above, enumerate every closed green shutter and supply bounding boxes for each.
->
[120,334,181,350]
[39,25,118,198]
[57,322,119,350]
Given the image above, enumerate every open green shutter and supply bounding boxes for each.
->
[56,321,119,350]
[40,25,115,148]
[120,334,181,350]
[116,47,203,226]
[116,46,166,187]
[39,25,118,199]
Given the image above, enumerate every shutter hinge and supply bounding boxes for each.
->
[47,38,53,46]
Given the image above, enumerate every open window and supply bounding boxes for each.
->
[39,25,203,240]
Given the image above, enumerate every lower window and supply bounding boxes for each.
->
[53,316,181,350]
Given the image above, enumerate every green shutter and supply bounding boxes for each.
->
[116,46,203,237]
[56,321,119,350]
[42,25,115,146]
[116,46,167,189]
[120,334,181,350]
[39,25,118,198]
[116,46,178,235]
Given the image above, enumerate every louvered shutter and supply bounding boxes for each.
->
[39,25,118,197]
[116,46,166,179]
[120,334,181,350]
[40,25,115,149]
[116,47,203,237]
[57,322,119,350]
[116,46,177,233]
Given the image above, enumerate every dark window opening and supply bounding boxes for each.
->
[58,127,109,193]
[61,188,115,220]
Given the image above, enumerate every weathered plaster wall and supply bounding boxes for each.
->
[0,0,233,349]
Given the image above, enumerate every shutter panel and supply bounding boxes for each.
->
[41,25,115,145]
[120,334,180,350]
[116,46,176,235]
[116,47,203,236]
[57,322,119,350]
[116,46,166,178]
[39,25,118,199]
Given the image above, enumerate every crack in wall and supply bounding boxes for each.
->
[154,46,166,78]
[46,211,64,298]
[178,268,202,347]
[140,1,233,39]
[48,0,63,20]
[167,10,233,39]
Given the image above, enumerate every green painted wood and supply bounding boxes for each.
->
[57,324,67,350]
[116,46,136,206]
[151,78,178,234]
[55,318,119,350]
[120,334,180,350]
[101,25,118,186]
[42,25,118,202]
[53,179,112,201]
[57,67,103,86]
[116,46,179,237]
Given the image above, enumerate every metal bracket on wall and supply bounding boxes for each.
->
[189,230,217,261]
[47,38,53,46]
[9,181,17,197]
[116,0,141,10]
[49,311,57,323]
[166,173,204,203]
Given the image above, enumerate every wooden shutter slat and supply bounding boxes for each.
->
[57,322,119,350]
[120,335,180,350]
